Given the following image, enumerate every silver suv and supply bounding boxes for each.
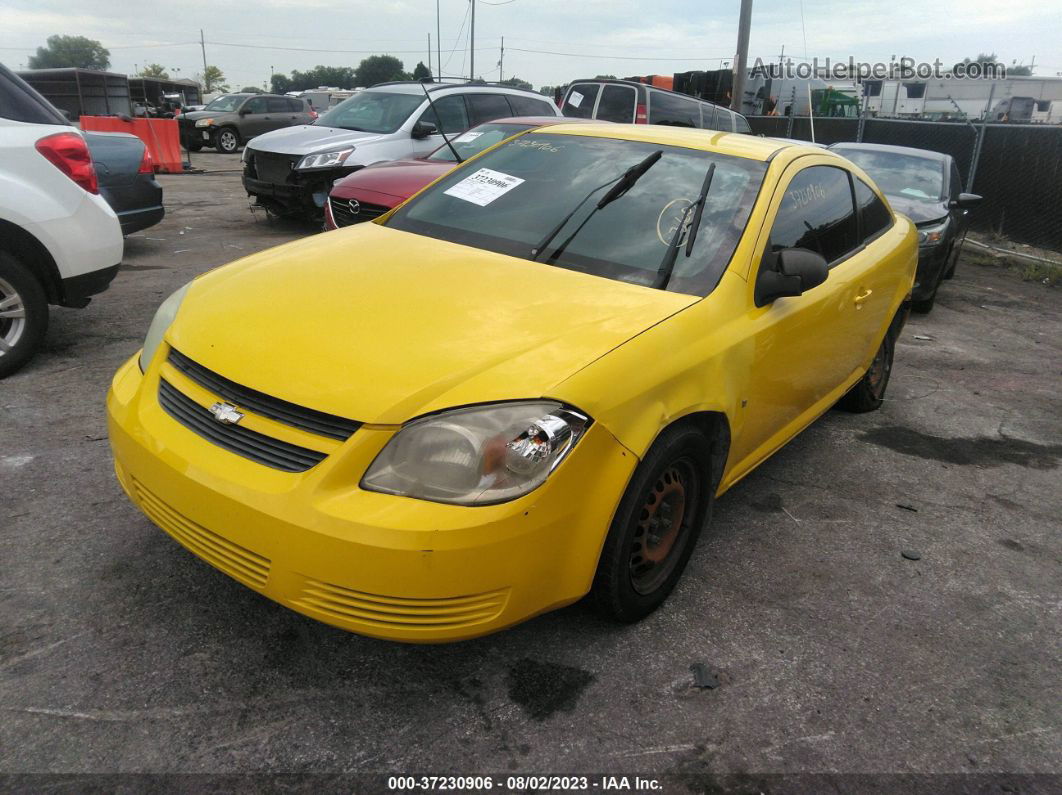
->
[241,81,561,218]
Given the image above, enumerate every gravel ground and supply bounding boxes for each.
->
[2,153,1059,789]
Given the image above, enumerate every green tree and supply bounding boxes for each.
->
[354,55,408,87]
[500,76,532,91]
[200,65,229,92]
[138,63,169,79]
[28,35,110,70]
[271,73,293,94]
[240,86,265,93]
[412,61,432,81]
[288,66,356,91]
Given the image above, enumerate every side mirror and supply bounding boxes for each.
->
[238,107,251,116]
[411,120,438,139]
[755,248,829,307]
[949,192,982,210]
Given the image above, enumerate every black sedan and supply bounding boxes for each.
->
[830,142,981,313]
[84,132,165,235]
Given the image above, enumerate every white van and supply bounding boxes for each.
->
[561,79,752,133]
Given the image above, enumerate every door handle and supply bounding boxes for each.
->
[854,288,873,307]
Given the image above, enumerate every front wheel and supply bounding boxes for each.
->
[837,328,895,413]
[0,252,49,379]
[214,128,240,154]
[591,424,714,622]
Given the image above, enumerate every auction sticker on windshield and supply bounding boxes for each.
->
[443,168,525,206]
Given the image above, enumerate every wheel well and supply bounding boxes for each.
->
[219,125,241,141]
[0,219,62,304]
[663,411,731,492]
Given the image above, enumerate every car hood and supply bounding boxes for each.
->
[177,110,225,122]
[247,125,391,156]
[168,223,696,425]
[885,195,948,225]
[330,158,451,199]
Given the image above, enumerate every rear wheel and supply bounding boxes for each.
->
[837,327,895,412]
[186,140,203,152]
[215,127,239,154]
[0,252,49,379]
[591,424,714,622]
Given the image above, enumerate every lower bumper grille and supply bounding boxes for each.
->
[133,479,271,589]
[158,379,326,472]
[329,196,389,227]
[293,578,509,631]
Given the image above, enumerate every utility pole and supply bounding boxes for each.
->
[199,28,208,79]
[470,0,476,80]
[731,0,753,113]
[428,33,431,75]
[500,37,504,82]
[437,0,442,79]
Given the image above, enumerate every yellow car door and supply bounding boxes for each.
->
[729,159,867,475]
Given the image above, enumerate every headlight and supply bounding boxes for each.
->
[194,118,215,128]
[361,402,590,506]
[139,282,192,372]
[917,218,948,247]
[296,148,354,170]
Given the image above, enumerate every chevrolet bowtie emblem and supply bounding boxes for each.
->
[208,402,244,425]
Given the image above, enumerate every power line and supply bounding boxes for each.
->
[208,40,490,55]
[505,47,730,61]
[442,1,472,71]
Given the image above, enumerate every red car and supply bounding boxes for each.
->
[325,116,591,229]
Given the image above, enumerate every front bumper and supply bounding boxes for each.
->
[243,156,355,215]
[107,352,636,642]
[913,243,951,301]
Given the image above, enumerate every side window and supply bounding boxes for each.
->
[466,94,513,126]
[267,98,289,113]
[703,104,732,131]
[648,90,699,127]
[243,97,268,114]
[596,84,636,123]
[769,166,860,264]
[854,178,893,242]
[0,67,68,125]
[733,114,752,134]
[508,94,555,116]
[288,98,305,112]
[562,84,599,119]
[420,94,471,134]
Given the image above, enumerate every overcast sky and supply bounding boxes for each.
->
[2,0,1060,89]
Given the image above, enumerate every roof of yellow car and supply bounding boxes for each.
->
[533,122,792,161]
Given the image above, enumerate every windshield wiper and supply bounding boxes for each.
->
[531,150,662,262]
[652,163,715,291]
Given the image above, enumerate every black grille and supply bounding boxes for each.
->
[252,151,299,184]
[158,380,326,473]
[329,196,389,228]
[168,349,360,441]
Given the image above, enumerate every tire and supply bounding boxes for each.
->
[186,141,203,152]
[911,291,936,314]
[942,246,958,280]
[591,423,714,622]
[837,326,895,413]
[214,127,240,154]
[0,252,49,379]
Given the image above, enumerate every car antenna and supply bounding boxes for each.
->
[418,78,463,163]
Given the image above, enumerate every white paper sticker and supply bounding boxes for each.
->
[568,90,584,108]
[456,131,484,142]
[443,168,525,206]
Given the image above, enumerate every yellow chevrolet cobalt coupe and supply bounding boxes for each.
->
[108,124,916,642]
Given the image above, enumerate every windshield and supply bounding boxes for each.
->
[205,95,243,112]
[428,122,537,163]
[316,91,424,133]
[387,134,767,296]
[835,148,945,201]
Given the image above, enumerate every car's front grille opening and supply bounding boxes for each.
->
[329,196,389,228]
[168,349,360,441]
[158,379,327,473]
[252,152,300,184]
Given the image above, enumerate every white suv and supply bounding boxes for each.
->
[242,80,561,218]
[0,64,123,378]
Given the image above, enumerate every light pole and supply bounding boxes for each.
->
[470,0,475,80]
[731,0,753,113]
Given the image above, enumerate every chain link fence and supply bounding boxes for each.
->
[747,102,1062,252]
